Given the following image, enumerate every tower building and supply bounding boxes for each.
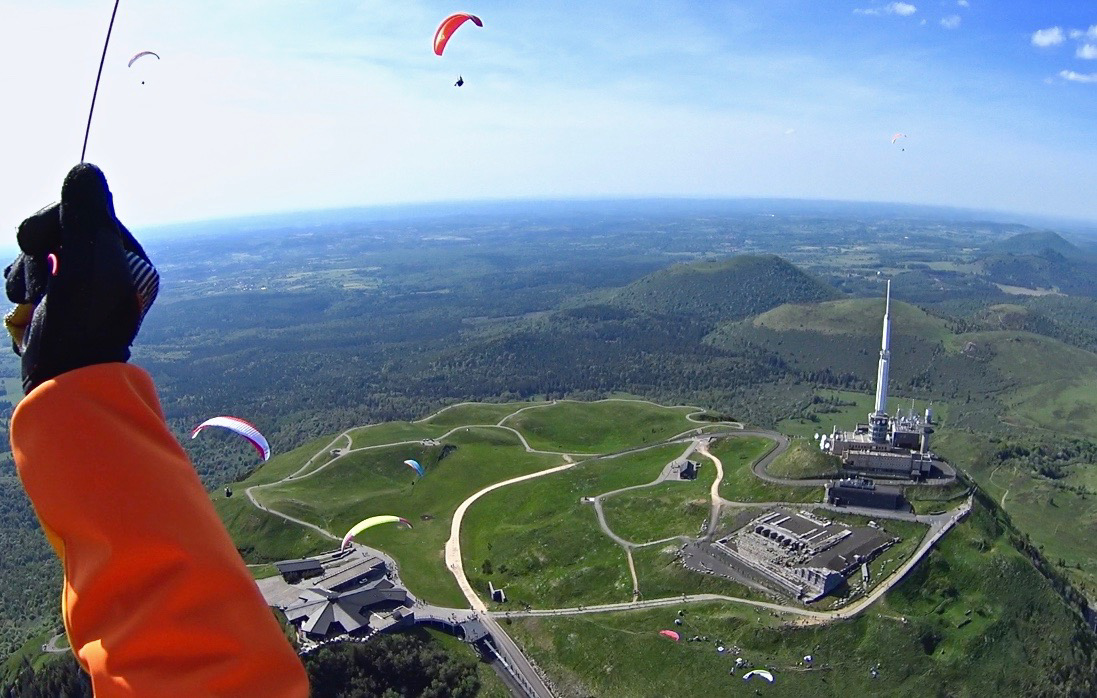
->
[824,281,940,480]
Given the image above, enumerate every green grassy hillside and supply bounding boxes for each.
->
[957,330,1097,439]
[506,501,1097,697]
[750,297,952,343]
[709,436,822,502]
[608,255,841,323]
[767,440,841,479]
[936,431,1097,600]
[499,400,699,453]
[601,470,714,543]
[462,444,688,608]
[255,428,564,607]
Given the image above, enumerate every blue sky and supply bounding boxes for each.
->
[0,0,1094,229]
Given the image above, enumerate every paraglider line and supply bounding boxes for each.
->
[80,0,121,163]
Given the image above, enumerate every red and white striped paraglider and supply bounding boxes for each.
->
[191,416,271,461]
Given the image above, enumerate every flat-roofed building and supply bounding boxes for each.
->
[313,554,386,591]
[274,558,324,584]
[696,508,896,602]
[826,478,907,511]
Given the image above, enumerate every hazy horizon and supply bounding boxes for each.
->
[132,194,1097,242]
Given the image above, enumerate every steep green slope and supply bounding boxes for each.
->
[607,255,841,323]
[749,297,952,342]
[936,432,1097,598]
[957,330,1097,439]
[1015,295,1097,354]
[767,439,841,479]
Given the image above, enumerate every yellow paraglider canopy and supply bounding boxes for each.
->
[340,515,412,550]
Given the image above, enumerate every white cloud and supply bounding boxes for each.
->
[1032,27,1065,47]
[957,0,969,6]
[784,128,796,135]
[1060,69,1097,83]
[940,15,961,30]
[1079,44,1097,60]
[854,2,917,17]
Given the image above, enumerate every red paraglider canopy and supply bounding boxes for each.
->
[659,629,680,641]
[434,13,483,56]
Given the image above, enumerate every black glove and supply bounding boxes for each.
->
[4,163,159,393]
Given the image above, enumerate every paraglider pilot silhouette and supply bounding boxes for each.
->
[4,164,308,697]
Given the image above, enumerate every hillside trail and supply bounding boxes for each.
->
[697,442,724,538]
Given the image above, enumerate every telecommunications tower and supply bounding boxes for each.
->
[870,280,892,444]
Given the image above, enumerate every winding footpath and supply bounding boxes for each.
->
[700,441,724,536]
[444,462,575,612]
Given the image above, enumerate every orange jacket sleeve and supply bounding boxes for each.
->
[10,363,308,697]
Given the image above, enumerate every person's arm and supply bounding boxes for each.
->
[12,364,308,697]
[6,164,308,696]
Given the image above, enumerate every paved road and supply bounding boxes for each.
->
[496,593,830,621]
[42,633,69,654]
[743,428,958,487]
[480,615,555,698]
[824,495,971,621]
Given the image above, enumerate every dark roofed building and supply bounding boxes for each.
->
[806,527,894,575]
[826,478,907,511]
[285,589,371,638]
[679,460,699,480]
[274,558,324,584]
[285,578,412,640]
